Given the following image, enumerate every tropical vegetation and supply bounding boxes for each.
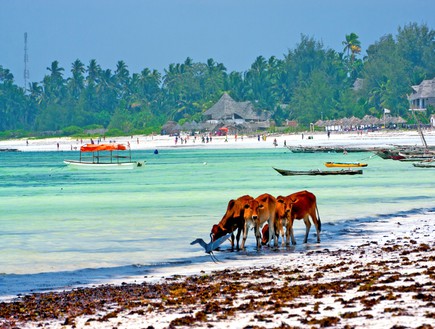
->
[0,23,434,138]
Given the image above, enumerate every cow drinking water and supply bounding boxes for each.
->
[210,195,254,251]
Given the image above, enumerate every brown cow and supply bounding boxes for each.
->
[276,190,321,245]
[260,197,289,247]
[211,195,254,251]
[242,193,277,250]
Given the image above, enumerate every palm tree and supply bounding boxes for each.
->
[86,59,100,86]
[69,59,85,99]
[0,66,14,84]
[47,61,65,81]
[43,61,65,103]
[115,60,130,99]
[342,33,361,68]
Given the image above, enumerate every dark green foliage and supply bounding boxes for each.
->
[0,23,434,136]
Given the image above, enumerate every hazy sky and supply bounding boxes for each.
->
[1,0,434,87]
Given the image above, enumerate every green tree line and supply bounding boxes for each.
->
[0,23,434,137]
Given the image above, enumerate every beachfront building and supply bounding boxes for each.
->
[408,77,435,110]
[315,115,407,131]
[202,93,270,133]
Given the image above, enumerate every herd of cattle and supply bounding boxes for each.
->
[210,190,321,250]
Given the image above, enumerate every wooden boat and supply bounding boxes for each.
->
[413,160,435,168]
[287,146,374,153]
[64,143,144,170]
[0,148,20,152]
[273,167,363,176]
[324,162,367,168]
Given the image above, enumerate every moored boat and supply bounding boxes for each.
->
[64,143,144,170]
[287,146,373,153]
[324,162,368,168]
[412,159,435,168]
[273,167,363,176]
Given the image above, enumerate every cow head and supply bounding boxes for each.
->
[277,195,297,220]
[211,223,227,241]
[243,199,262,224]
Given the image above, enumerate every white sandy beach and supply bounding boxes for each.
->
[1,129,434,152]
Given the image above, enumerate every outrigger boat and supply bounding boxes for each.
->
[64,143,143,170]
[324,161,368,168]
[273,167,363,176]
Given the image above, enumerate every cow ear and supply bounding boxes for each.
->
[277,197,284,203]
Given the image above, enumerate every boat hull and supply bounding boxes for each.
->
[324,162,367,168]
[64,160,140,170]
[413,161,435,168]
[273,167,363,176]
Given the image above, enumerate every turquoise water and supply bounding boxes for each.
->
[0,147,434,296]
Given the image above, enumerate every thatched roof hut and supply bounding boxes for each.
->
[161,121,182,135]
[203,93,268,122]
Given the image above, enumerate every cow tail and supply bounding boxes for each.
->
[316,204,321,231]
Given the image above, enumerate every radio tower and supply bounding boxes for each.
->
[24,32,29,91]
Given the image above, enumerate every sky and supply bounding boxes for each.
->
[1,0,434,88]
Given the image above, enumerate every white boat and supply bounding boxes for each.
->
[64,143,143,170]
[413,159,435,168]
[63,160,141,170]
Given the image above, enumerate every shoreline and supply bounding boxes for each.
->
[1,211,434,328]
[1,129,434,152]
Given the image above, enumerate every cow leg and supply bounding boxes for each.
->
[230,232,235,251]
[285,218,295,245]
[240,221,250,250]
[303,216,311,243]
[290,218,297,245]
[281,223,286,247]
[254,224,262,250]
[311,212,321,243]
[267,219,276,248]
[276,219,285,247]
[235,227,243,251]
[285,220,290,246]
